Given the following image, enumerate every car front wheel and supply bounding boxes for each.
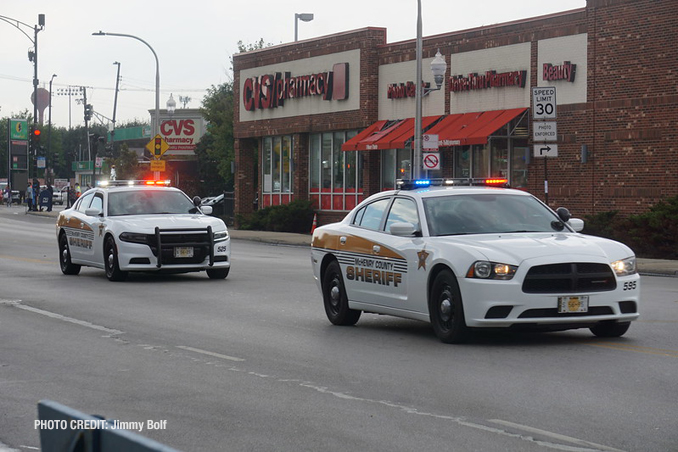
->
[590,321,630,338]
[429,269,468,343]
[105,236,128,282]
[59,233,81,275]
[322,260,361,326]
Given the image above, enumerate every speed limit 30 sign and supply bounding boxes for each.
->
[532,86,556,119]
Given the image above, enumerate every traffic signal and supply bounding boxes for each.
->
[154,137,162,156]
[84,104,93,121]
[31,127,41,145]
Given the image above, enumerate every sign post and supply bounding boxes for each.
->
[532,87,557,204]
[145,134,169,179]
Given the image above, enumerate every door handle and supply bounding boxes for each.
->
[372,245,381,254]
[340,236,347,245]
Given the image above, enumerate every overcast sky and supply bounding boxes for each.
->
[1,1,585,129]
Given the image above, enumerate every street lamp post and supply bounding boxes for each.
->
[0,13,45,181]
[413,0,447,180]
[294,13,314,41]
[48,73,57,182]
[92,31,160,138]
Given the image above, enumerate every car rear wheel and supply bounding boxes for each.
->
[206,268,229,279]
[590,321,631,338]
[59,233,81,275]
[322,260,361,326]
[105,236,128,282]
[430,269,468,343]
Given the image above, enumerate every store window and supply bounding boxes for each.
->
[262,135,294,207]
[451,113,529,188]
[309,130,363,211]
[382,148,413,190]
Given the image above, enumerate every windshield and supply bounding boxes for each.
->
[423,193,566,236]
[107,190,198,216]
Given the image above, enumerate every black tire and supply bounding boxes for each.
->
[322,260,361,326]
[206,268,229,279]
[105,236,128,282]
[429,269,468,343]
[590,321,631,338]
[59,233,81,275]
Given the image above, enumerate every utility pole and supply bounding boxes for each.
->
[111,62,121,145]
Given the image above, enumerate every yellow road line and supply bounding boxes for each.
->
[588,342,678,358]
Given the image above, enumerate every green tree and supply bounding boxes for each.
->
[112,143,140,180]
[198,82,234,192]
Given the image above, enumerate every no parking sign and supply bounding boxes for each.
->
[423,152,440,170]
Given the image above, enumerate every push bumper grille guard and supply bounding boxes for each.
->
[154,226,214,268]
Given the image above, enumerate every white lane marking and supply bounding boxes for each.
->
[490,419,626,452]
[0,299,123,335]
[176,345,245,362]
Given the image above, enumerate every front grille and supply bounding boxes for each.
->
[518,307,614,318]
[522,263,616,294]
[149,227,214,267]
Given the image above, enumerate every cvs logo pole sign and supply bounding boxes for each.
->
[160,119,198,152]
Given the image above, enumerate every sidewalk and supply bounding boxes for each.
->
[24,205,678,277]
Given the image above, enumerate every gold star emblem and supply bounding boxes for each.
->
[417,249,430,270]
[99,224,104,236]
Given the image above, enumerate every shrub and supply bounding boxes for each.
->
[582,196,678,259]
[237,199,315,234]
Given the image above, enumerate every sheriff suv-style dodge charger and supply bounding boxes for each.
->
[311,178,640,343]
[56,180,230,281]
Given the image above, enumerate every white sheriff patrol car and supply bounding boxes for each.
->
[56,180,230,281]
[311,178,640,343]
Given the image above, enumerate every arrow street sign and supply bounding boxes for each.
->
[533,144,558,158]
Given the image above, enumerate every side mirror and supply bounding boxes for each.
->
[85,208,103,217]
[569,218,585,232]
[389,222,417,237]
[201,205,213,215]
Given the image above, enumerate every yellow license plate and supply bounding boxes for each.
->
[558,296,589,313]
[174,247,194,258]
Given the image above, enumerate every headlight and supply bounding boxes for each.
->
[466,261,518,280]
[119,232,149,244]
[611,257,636,276]
[213,230,229,242]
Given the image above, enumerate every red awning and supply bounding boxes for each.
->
[341,116,443,151]
[427,108,527,146]
[341,120,388,151]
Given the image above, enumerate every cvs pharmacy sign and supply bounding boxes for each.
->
[160,119,199,152]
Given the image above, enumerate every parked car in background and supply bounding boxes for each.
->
[0,182,21,204]
[53,186,70,205]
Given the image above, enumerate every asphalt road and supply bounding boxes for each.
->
[0,208,677,452]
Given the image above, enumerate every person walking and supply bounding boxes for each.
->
[45,183,54,212]
[4,185,11,207]
[25,183,33,211]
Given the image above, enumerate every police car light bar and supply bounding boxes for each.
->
[396,178,509,190]
[98,180,171,187]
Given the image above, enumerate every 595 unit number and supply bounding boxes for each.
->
[623,281,637,291]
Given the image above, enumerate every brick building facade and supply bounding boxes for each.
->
[233,0,677,227]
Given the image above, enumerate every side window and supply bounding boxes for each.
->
[90,193,104,212]
[76,192,95,213]
[353,198,390,231]
[385,198,419,233]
